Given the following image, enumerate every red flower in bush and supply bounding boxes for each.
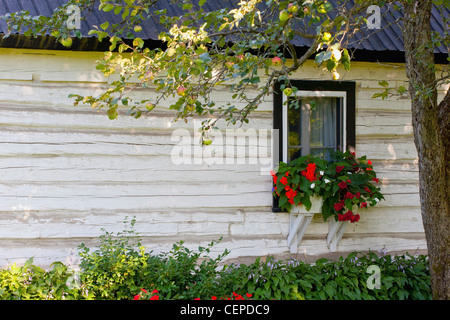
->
[372,177,379,183]
[344,191,355,199]
[150,295,159,300]
[280,176,288,185]
[301,163,317,182]
[336,165,344,172]
[333,202,344,211]
[360,202,367,208]
[286,188,297,200]
[338,181,347,189]
[134,295,141,300]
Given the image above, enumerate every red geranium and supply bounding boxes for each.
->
[333,202,344,211]
[344,191,355,199]
[301,162,317,182]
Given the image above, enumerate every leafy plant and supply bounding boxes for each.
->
[0,258,83,300]
[77,216,149,299]
[141,239,230,300]
[0,219,431,301]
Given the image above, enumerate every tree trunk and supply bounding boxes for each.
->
[402,0,450,300]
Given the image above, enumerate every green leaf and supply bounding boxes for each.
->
[341,49,351,70]
[133,37,144,48]
[102,4,115,12]
[114,5,122,15]
[302,195,312,211]
[107,107,118,120]
[378,80,389,88]
[100,21,109,30]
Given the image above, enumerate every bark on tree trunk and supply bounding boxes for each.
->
[402,0,450,300]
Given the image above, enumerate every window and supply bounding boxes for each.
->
[273,80,356,211]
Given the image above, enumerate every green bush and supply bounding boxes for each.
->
[76,216,230,300]
[217,251,431,300]
[0,258,83,300]
[0,217,432,300]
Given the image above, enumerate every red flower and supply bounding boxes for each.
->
[273,175,277,184]
[150,295,159,300]
[134,295,140,300]
[336,165,344,173]
[351,214,360,223]
[302,163,317,182]
[280,176,288,185]
[194,298,201,300]
[344,191,354,199]
[246,293,252,298]
[360,202,367,208]
[152,289,159,294]
[141,289,148,293]
[355,192,361,199]
[333,202,344,211]
[285,171,289,176]
[338,181,347,189]
[286,189,297,199]
[211,296,217,300]
[288,198,295,204]
[284,185,291,191]
[372,177,379,183]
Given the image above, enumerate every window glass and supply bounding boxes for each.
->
[287,96,342,162]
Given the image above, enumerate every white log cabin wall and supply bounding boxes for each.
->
[0,48,439,267]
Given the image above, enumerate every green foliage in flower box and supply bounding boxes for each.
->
[272,150,385,223]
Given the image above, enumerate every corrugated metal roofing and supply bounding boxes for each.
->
[0,0,448,54]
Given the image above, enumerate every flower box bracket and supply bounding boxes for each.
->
[327,219,348,252]
[287,196,323,254]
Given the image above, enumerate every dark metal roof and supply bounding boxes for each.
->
[0,0,448,61]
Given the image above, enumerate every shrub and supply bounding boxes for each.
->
[0,258,83,300]
[77,216,230,300]
[0,218,432,300]
[218,251,431,300]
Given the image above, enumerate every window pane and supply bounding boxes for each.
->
[287,103,301,147]
[287,96,342,162]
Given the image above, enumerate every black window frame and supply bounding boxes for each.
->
[272,80,356,212]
